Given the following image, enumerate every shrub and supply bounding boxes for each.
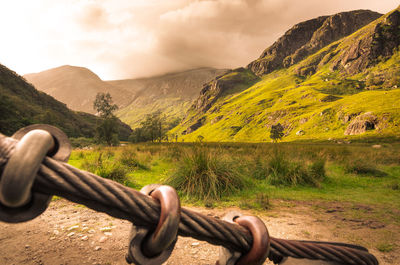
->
[309,159,326,181]
[96,163,128,183]
[118,148,149,170]
[251,157,270,180]
[267,151,325,187]
[81,152,129,184]
[165,147,246,200]
[69,137,95,148]
[344,159,387,177]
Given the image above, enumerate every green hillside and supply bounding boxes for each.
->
[0,64,132,139]
[171,8,400,142]
[111,68,227,128]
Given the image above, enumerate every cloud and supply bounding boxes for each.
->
[0,0,398,79]
[77,4,111,30]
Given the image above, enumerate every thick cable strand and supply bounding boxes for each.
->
[0,135,379,265]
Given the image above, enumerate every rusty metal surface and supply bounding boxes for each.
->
[126,184,181,265]
[217,211,270,265]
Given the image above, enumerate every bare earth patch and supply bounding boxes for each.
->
[0,199,398,265]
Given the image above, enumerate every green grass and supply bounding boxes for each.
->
[69,142,400,211]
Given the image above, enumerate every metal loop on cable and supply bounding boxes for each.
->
[126,184,181,265]
[12,124,71,162]
[217,211,270,265]
[0,125,71,223]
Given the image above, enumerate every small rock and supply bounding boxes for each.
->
[100,227,112,232]
[82,227,89,231]
[49,237,56,240]
[53,230,60,235]
[372,144,382,148]
[104,232,112,236]
[88,229,96,234]
[99,236,107,243]
[191,242,200,247]
[67,232,75,237]
[67,225,79,231]
[25,245,30,249]
[81,235,88,241]
[95,246,101,251]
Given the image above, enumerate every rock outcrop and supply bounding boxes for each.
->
[333,9,400,74]
[344,112,378,135]
[192,68,259,113]
[247,10,381,76]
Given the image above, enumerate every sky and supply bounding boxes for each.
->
[0,0,398,80]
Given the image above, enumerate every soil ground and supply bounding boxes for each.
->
[0,199,398,265]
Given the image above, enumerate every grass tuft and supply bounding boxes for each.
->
[118,148,149,170]
[165,146,247,200]
[344,159,387,177]
[268,150,325,187]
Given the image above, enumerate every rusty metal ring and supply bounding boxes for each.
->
[234,215,270,265]
[217,211,270,265]
[0,129,55,208]
[126,184,181,265]
[12,124,71,162]
[0,125,71,223]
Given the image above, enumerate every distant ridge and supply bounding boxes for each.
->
[25,66,227,128]
[24,65,131,114]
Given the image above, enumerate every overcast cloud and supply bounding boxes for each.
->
[0,0,398,79]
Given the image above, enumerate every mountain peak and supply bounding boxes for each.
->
[248,9,382,76]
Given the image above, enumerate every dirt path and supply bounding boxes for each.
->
[0,199,398,265]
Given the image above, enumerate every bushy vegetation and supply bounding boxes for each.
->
[129,111,181,143]
[267,151,326,187]
[165,146,247,200]
[344,159,387,177]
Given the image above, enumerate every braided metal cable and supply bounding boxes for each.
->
[0,134,378,265]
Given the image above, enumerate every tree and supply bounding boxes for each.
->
[270,123,284,143]
[93,93,118,118]
[93,93,119,145]
[197,135,204,143]
[129,112,181,143]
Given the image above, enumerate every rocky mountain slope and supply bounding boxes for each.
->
[171,7,400,142]
[248,10,382,76]
[110,68,227,127]
[0,64,132,139]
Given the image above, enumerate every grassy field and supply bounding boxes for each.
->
[68,142,400,210]
[67,141,400,255]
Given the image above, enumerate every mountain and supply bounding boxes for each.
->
[25,66,227,128]
[248,10,382,76]
[0,64,132,139]
[109,67,227,127]
[24,65,132,114]
[171,8,400,142]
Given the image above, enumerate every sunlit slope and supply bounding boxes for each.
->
[113,68,227,128]
[171,8,400,142]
